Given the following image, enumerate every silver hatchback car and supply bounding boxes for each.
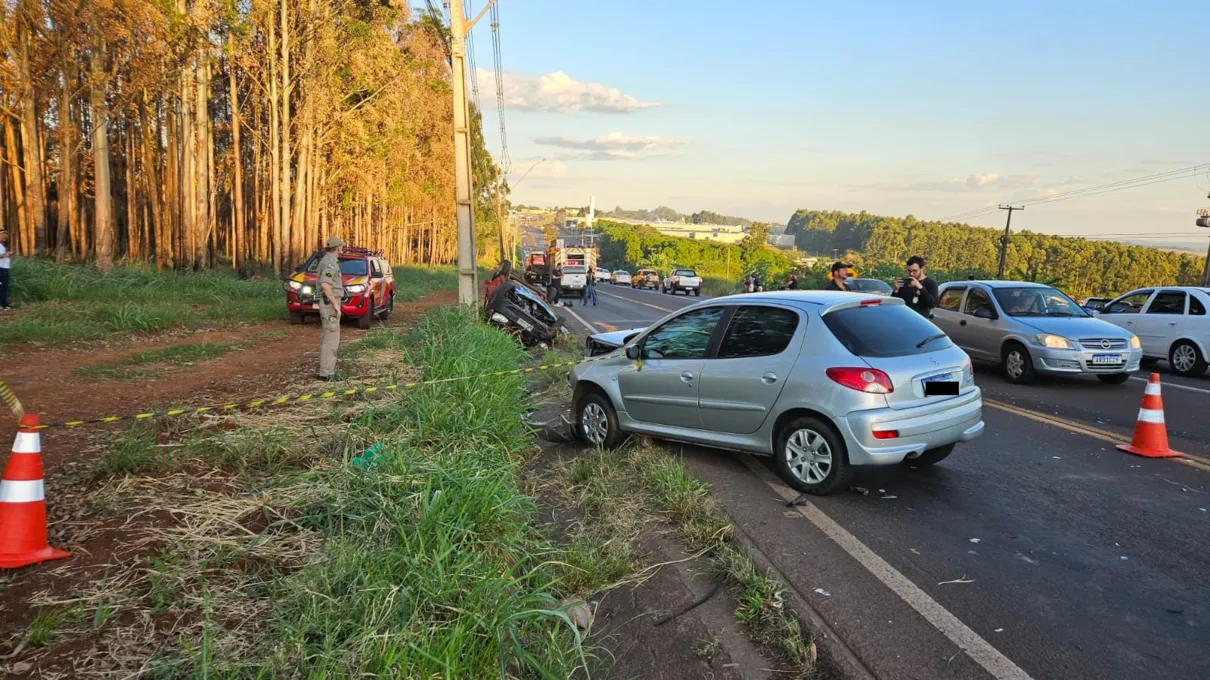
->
[569,291,985,495]
[930,281,1142,385]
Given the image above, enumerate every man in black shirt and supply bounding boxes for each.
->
[893,255,939,316]
[825,262,850,291]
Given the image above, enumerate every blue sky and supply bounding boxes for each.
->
[464,0,1210,247]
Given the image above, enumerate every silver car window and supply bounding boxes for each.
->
[1192,296,1206,316]
[1146,292,1186,315]
[717,306,799,359]
[938,287,965,311]
[642,308,725,360]
[963,288,995,316]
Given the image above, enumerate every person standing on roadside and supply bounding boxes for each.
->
[317,236,345,381]
[825,262,850,291]
[785,274,799,290]
[582,267,598,306]
[0,231,11,311]
[893,255,939,317]
[548,264,563,304]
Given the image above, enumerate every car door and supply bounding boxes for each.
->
[930,286,967,345]
[1136,290,1187,355]
[1099,290,1155,342]
[696,305,803,435]
[617,307,727,429]
[368,258,385,308]
[960,287,1002,361]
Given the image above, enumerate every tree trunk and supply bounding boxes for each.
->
[91,39,114,273]
[228,56,245,273]
[279,0,292,270]
[17,2,47,253]
[55,56,76,263]
[140,91,163,272]
[268,9,281,276]
[194,54,210,270]
[3,118,28,249]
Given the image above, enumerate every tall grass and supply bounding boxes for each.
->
[198,308,589,677]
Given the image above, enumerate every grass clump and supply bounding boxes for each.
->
[76,342,244,381]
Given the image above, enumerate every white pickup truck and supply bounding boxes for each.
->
[662,268,703,296]
[560,265,588,298]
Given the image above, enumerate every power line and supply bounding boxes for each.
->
[490,2,509,174]
[941,164,1210,222]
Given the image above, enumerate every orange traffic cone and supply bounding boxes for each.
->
[1116,373,1183,459]
[0,415,71,569]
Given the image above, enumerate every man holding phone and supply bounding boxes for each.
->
[893,255,939,317]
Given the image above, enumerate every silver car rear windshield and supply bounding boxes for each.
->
[563,266,586,274]
[823,305,953,358]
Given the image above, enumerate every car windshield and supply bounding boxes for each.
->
[674,269,698,277]
[823,304,953,358]
[992,286,1087,317]
[302,256,367,276]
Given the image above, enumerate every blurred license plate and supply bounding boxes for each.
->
[923,375,958,396]
[1091,354,1121,365]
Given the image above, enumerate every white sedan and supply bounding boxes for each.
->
[612,270,632,286]
[1095,286,1210,376]
[595,268,613,283]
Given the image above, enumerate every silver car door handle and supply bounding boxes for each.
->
[1168,322,1178,326]
[681,370,694,382]
[761,372,778,384]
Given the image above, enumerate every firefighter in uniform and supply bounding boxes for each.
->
[317,236,345,380]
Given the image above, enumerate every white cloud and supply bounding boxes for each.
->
[477,69,659,114]
[531,132,689,161]
[896,172,1045,193]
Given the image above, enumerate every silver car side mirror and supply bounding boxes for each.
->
[625,344,641,360]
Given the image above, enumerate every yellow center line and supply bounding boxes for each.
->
[983,397,1210,472]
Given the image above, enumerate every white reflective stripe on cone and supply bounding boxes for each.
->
[1137,408,1165,424]
[1144,382,1162,396]
[0,479,45,503]
[11,431,40,454]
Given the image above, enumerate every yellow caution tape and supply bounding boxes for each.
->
[1,354,609,431]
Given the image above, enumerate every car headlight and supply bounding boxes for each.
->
[1035,333,1076,350]
[301,285,312,295]
[490,312,509,325]
[347,284,366,294]
[1129,335,1141,350]
[284,280,302,292]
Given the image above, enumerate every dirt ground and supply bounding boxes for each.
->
[0,291,454,678]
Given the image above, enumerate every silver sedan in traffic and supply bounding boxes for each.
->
[930,281,1141,385]
[569,291,984,495]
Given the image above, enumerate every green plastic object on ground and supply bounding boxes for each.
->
[351,443,384,469]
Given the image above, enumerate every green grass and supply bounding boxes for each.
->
[2,260,282,349]
[391,264,457,302]
[75,342,245,381]
[111,308,592,678]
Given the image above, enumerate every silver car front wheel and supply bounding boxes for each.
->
[578,392,622,448]
[581,402,608,445]
[774,416,852,495]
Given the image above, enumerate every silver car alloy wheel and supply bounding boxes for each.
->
[1173,344,1197,373]
[786,429,833,485]
[1006,350,1026,379]
[582,402,609,445]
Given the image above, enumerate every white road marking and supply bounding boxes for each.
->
[1129,375,1210,395]
[598,289,678,313]
[559,304,601,333]
[738,457,1034,680]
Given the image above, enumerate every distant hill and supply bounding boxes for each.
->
[785,209,1207,298]
[604,205,753,228]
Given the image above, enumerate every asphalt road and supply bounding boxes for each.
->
[562,283,1210,680]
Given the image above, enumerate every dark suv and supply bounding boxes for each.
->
[283,247,395,329]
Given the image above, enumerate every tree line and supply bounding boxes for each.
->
[786,209,1207,298]
[603,205,752,227]
[0,0,506,277]
[595,219,793,282]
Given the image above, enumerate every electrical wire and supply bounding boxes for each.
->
[465,3,482,110]
[941,164,1210,222]
[490,1,510,174]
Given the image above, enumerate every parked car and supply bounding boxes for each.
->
[595,267,613,283]
[663,268,703,296]
[633,269,660,290]
[1094,287,1210,376]
[931,281,1141,385]
[845,278,894,296]
[569,291,984,495]
[284,247,395,329]
[612,270,632,286]
[1080,296,1111,312]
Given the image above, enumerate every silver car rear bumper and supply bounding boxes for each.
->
[836,388,984,466]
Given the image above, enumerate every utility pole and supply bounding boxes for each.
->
[996,205,1024,279]
[450,0,496,305]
